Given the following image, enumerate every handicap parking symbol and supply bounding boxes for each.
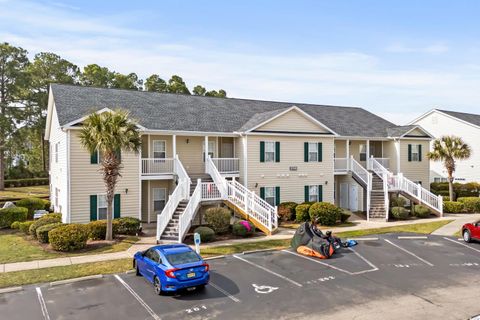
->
[252,284,279,294]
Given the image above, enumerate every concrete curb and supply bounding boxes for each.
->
[125,270,136,274]
[242,248,279,255]
[0,286,23,294]
[50,274,103,286]
[204,255,226,261]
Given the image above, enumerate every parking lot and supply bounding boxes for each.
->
[1,234,480,320]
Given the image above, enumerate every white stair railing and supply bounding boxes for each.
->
[205,156,228,198]
[174,155,191,199]
[350,156,372,219]
[178,179,202,242]
[370,157,391,220]
[156,183,184,241]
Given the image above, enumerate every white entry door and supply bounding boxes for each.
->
[340,183,349,209]
[349,184,358,212]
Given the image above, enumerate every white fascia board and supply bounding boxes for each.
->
[245,132,335,138]
[44,89,55,140]
[334,136,390,141]
[244,105,339,136]
[62,107,114,129]
[407,109,437,125]
[140,129,240,137]
[410,109,480,130]
[400,125,434,139]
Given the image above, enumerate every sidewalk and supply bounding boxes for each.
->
[1,213,477,274]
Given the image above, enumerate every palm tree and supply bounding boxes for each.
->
[427,135,471,201]
[80,109,141,240]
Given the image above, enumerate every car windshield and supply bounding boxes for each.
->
[165,251,201,266]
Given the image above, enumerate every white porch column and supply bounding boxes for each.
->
[395,139,401,174]
[366,139,370,169]
[346,139,350,170]
[147,180,151,224]
[204,136,209,162]
[172,134,176,157]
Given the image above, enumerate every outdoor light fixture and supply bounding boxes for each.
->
[125,188,129,194]
[255,183,258,188]
[186,138,190,144]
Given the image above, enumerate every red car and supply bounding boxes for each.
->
[462,221,480,243]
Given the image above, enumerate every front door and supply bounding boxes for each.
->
[349,184,358,211]
[340,183,349,209]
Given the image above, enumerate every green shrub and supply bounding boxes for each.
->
[309,202,342,226]
[16,198,49,219]
[87,220,119,240]
[4,178,49,188]
[340,211,351,223]
[193,226,215,242]
[43,200,52,211]
[0,207,28,228]
[390,206,410,220]
[49,224,89,251]
[10,221,21,229]
[430,182,480,198]
[232,220,256,237]
[442,196,450,202]
[443,201,464,213]
[29,216,62,238]
[205,207,231,234]
[457,197,480,213]
[390,196,407,207]
[278,206,292,222]
[295,204,312,222]
[41,213,62,220]
[114,217,140,235]
[18,221,34,234]
[36,223,63,243]
[278,202,298,221]
[413,205,430,218]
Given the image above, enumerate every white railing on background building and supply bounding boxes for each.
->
[178,180,202,242]
[334,158,349,173]
[174,155,191,199]
[141,158,174,175]
[201,182,222,200]
[211,158,240,174]
[350,156,372,219]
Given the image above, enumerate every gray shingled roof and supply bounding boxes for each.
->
[386,125,418,137]
[51,84,407,138]
[438,109,480,127]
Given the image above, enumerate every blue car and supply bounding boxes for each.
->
[133,244,209,295]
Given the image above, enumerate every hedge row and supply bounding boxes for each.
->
[4,178,49,188]
[430,182,480,199]
[443,197,480,213]
[16,198,51,219]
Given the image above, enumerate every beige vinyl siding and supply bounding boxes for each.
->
[141,179,174,222]
[382,141,398,173]
[246,135,334,204]
[334,174,364,211]
[256,109,330,133]
[141,135,173,158]
[334,140,347,158]
[48,103,69,221]
[176,136,209,174]
[349,140,366,165]
[406,128,429,136]
[399,139,430,190]
[69,131,140,223]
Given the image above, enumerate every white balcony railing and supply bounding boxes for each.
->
[142,158,174,175]
[334,158,349,173]
[211,158,240,174]
[201,182,222,200]
[373,157,389,169]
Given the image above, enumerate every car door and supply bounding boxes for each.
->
[144,249,160,282]
[473,221,480,239]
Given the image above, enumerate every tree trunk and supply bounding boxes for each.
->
[102,151,120,241]
[0,141,4,191]
[447,170,454,201]
[106,199,113,241]
[41,130,46,173]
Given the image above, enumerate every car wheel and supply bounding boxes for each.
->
[135,261,140,276]
[154,277,162,295]
[463,230,472,243]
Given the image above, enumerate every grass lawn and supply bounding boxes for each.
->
[280,221,358,230]
[0,185,49,201]
[201,220,454,258]
[0,230,138,264]
[0,259,132,288]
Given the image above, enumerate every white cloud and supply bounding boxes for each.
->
[386,43,449,54]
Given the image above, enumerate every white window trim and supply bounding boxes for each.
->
[97,194,115,220]
[264,186,276,206]
[264,141,276,163]
[308,185,319,202]
[153,140,166,159]
[308,142,318,162]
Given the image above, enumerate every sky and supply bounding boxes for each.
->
[1,0,480,124]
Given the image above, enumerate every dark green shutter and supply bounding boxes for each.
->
[304,142,309,162]
[275,142,280,162]
[318,185,323,202]
[91,150,98,164]
[304,186,309,202]
[418,144,422,162]
[408,144,412,162]
[114,194,121,218]
[275,187,280,206]
[318,142,323,162]
[260,187,265,200]
[90,195,97,221]
[260,141,265,162]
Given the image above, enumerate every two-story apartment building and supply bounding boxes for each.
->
[410,109,480,183]
[46,84,442,242]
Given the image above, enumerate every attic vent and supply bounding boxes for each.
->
[431,116,438,124]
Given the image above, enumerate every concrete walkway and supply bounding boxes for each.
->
[1,214,477,274]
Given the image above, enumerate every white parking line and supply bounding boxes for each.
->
[35,287,51,320]
[384,239,434,267]
[233,254,303,287]
[347,248,379,274]
[443,237,480,254]
[209,282,241,303]
[114,275,161,320]
[281,249,353,275]
[397,236,428,240]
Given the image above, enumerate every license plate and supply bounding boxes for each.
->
[187,272,195,278]
[186,287,196,291]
